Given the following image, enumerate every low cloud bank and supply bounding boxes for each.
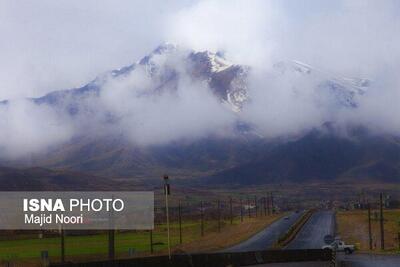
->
[0,0,400,157]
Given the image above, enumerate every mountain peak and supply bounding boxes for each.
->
[152,42,177,54]
[272,60,371,108]
[198,50,233,73]
[5,44,371,116]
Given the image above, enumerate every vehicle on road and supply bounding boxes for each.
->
[322,240,355,254]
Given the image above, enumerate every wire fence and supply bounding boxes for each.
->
[0,194,277,267]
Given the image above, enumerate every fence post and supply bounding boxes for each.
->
[41,251,49,267]
[150,230,154,254]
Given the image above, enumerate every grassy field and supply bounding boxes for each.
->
[337,209,400,252]
[0,214,281,266]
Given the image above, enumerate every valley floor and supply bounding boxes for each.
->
[0,214,281,266]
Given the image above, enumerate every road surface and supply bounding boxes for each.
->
[286,210,335,249]
[283,210,400,266]
[251,253,400,267]
[223,211,304,252]
[247,261,330,267]
[338,253,400,267]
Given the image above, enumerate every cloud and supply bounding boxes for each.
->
[98,49,236,145]
[0,0,191,100]
[165,0,283,68]
[240,68,331,138]
[0,0,400,158]
[279,0,400,77]
[0,100,73,158]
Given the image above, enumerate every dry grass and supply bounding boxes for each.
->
[0,214,281,266]
[173,214,282,253]
[337,209,400,252]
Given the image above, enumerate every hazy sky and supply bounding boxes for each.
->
[0,0,191,100]
[0,0,400,157]
[1,0,398,100]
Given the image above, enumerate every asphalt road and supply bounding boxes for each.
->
[247,261,330,267]
[282,210,400,266]
[223,211,304,252]
[338,253,400,267]
[286,210,335,250]
[251,253,400,267]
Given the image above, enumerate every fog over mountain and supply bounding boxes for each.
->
[0,1,400,183]
[0,43,379,157]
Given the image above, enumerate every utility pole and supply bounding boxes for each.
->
[240,198,243,222]
[178,200,182,244]
[108,196,115,260]
[271,192,274,214]
[247,197,251,218]
[200,201,204,236]
[229,197,233,225]
[163,175,171,259]
[254,196,258,217]
[380,193,385,250]
[368,203,372,250]
[108,229,115,259]
[267,195,270,215]
[217,199,221,232]
[263,197,267,216]
[60,225,65,263]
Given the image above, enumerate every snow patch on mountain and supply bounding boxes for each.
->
[273,60,371,108]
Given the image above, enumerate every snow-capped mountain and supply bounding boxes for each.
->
[27,43,370,118]
[273,60,370,108]
[30,43,249,114]
[4,44,396,186]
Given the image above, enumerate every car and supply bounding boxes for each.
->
[284,216,290,220]
[322,240,355,254]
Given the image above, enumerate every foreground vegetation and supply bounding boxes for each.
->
[0,214,281,266]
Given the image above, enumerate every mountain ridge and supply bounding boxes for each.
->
[1,44,398,185]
